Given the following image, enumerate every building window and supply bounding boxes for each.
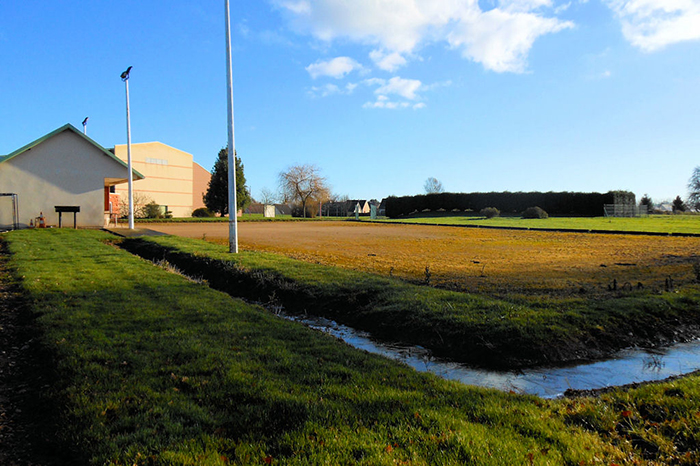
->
[109,186,116,193]
[146,157,168,165]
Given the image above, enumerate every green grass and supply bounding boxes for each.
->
[4,229,700,465]
[124,234,700,370]
[367,213,700,235]
[558,375,700,464]
[1,229,625,465]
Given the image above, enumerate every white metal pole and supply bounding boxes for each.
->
[225,0,238,253]
[123,69,135,230]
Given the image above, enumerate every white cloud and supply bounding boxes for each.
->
[275,0,573,73]
[281,0,312,14]
[360,76,432,109]
[308,83,341,97]
[375,76,423,99]
[447,8,573,73]
[604,0,700,52]
[305,56,363,79]
[363,99,412,109]
[370,49,409,71]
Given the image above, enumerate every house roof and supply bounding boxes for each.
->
[1,124,145,180]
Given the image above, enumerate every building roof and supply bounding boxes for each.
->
[1,124,144,179]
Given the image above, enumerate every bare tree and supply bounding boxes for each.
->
[278,164,330,218]
[119,192,155,219]
[688,166,700,211]
[424,177,444,194]
[259,187,278,205]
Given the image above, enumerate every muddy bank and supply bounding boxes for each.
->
[564,369,700,398]
[119,237,700,370]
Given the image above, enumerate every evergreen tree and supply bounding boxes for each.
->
[204,148,251,215]
[672,196,687,212]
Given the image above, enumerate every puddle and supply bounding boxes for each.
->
[282,313,700,398]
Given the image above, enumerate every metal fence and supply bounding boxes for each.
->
[0,193,20,231]
[603,204,648,218]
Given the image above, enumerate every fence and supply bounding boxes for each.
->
[0,193,20,231]
[603,204,648,218]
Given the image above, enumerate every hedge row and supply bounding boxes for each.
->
[385,191,635,218]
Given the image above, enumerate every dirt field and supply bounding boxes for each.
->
[145,221,700,298]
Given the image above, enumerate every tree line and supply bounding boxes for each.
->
[385,191,636,218]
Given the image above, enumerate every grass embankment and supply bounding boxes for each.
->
[123,235,700,369]
[370,214,700,235]
[4,229,700,465]
[0,230,617,464]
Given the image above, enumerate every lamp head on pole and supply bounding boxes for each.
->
[82,117,89,126]
[120,66,132,81]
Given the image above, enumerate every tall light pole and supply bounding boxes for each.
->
[121,66,135,230]
[225,0,238,253]
[82,117,89,135]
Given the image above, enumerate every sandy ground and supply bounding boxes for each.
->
[144,221,700,297]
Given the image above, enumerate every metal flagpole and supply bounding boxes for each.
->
[121,66,134,230]
[225,0,238,253]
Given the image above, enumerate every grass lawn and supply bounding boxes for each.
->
[368,214,700,235]
[4,229,700,465]
[123,234,700,370]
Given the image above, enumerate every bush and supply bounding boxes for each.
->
[291,205,316,218]
[522,206,548,219]
[144,202,164,219]
[192,207,215,218]
[480,207,500,219]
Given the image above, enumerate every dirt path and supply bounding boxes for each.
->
[0,239,75,465]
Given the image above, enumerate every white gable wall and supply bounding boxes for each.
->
[0,130,131,228]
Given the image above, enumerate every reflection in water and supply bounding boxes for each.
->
[283,313,700,398]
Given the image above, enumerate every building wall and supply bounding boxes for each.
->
[0,131,130,228]
[113,142,194,217]
[192,162,211,211]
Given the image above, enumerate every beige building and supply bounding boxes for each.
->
[0,124,143,229]
[192,162,210,211]
[112,142,210,218]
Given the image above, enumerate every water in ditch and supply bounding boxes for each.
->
[281,313,700,398]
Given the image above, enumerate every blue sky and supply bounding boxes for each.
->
[1,1,699,204]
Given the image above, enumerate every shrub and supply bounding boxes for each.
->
[480,207,500,219]
[192,207,215,218]
[144,202,164,219]
[522,206,548,219]
[291,205,316,218]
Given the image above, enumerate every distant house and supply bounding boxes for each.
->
[321,199,373,217]
[348,200,370,214]
[245,203,265,214]
[655,202,673,213]
[378,198,387,216]
[274,204,292,216]
[0,124,143,229]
